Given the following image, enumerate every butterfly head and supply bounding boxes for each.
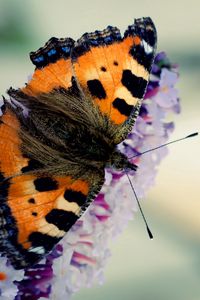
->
[107,150,137,172]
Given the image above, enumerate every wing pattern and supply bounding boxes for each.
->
[1,17,157,269]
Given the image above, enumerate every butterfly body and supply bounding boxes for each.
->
[0,17,157,269]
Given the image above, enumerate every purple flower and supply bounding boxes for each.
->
[0,257,24,299]
[153,68,179,109]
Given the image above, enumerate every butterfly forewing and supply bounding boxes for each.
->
[71,17,157,142]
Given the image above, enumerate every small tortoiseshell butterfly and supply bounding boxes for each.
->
[0,17,157,269]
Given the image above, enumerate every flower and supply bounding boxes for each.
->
[153,68,179,109]
[0,257,24,299]
[0,52,180,299]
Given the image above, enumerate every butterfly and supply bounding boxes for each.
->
[0,17,157,269]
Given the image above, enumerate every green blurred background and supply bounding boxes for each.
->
[0,1,200,299]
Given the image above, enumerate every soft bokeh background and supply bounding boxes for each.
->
[0,0,200,299]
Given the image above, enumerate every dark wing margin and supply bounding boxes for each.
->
[30,37,75,69]
[115,17,157,143]
[21,37,75,96]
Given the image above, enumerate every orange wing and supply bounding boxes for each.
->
[0,109,104,269]
[11,18,156,133]
[22,37,75,96]
[6,173,91,269]
[20,18,156,128]
[72,17,157,126]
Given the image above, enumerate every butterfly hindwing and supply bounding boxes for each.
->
[0,108,104,269]
[1,175,103,269]
[6,175,90,269]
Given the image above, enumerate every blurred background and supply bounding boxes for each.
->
[0,0,200,299]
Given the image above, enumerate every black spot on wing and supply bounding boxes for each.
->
[0,172,9,201]
[87,79,106,99]
[28,198,36,204]
[45,209,78,232]
[112,98,133,117]
[34,177,58,192]
[130,45,154,72]
[21,159,43,173]
[121,70,147,99]
[32,212,38,216]
[101,66,107,72]
[68,76,81,97]
[29,232,61,251]
[64,189,86,206]
[56,76,81,98]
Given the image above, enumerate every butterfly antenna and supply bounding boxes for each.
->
[128,132,198,159]
[125,171,153,239]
